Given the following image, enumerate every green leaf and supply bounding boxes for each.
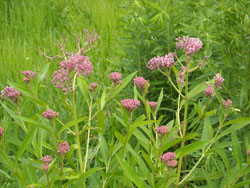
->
[17,115,53,134]
[38,63,50,82]
[160,133,197,154]
[222,117,250,128]
[14,126,37,168]
[115,131,125,144]
[116,155,148,188]
[217,121,250,140]
[231,180,250,188]
[97,110,105,135]
[155,88,163,115]
[231,130,242,169]
[100,88,106,110]
[99,135,109,166]
[58,116,87,136]
[77,76,90,106]
[176,141,209,158]
[64,168,103,188]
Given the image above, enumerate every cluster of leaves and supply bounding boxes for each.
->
[0,31,250,188]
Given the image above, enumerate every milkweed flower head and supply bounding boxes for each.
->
[148,101,158,109]
[110,72,122,85]
[204,85,215,98]
[155,125,169,137]
[52,54,93,94]
[89,83,98,92]
[43,109,59,120]
[57,141,70,156]
[160,152,177,168]
[176,36,203,55]
[41,155,52,171]
[165,160,178,167]
[0,126,4,137]
[248,150,250,156]
[22,70,36,83]
[147,52,174,70]
[222,99,232,109]
[121,99,140,112]
[214,74,224,88]
[41,155,52,165]
[1,87,21,102]
[42,164,49,171]
[133,77,149,91]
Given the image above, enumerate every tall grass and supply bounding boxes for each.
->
[0,0,125,85]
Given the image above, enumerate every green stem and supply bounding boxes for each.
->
[83,95,93,172]
[176,64,189,184]
[72,92,84,172]
[46,172,50,188]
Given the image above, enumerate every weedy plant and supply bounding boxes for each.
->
[0,31,250,188]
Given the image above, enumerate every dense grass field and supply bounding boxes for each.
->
[0,0,250,187]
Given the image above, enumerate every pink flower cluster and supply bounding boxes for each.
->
[148,101,158,109]
[41,155,52,171]
[177,66,187,85]
[133,77,149,91]
[53,54,93,95]
[110,72,122,85]
[120,99,140,112]
[160,152,177,168]
[22,70,36,83]
[155,125,169,137]
[57,141,70,156]
[248,150,250,156]
[1,87,21,102]
[214,74,224,88]
[147,53,174,70]
[222,99,232,108]
[43,109,59,120]
[0,126,4,137]
[204,85,215,98]
[176,36,203,55]
[41,155,52,164]
[89,83,98,92]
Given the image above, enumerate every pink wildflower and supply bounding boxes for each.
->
[148,101,158,109]
[1,86,21,102]
[89,83,98,92]
[222,99,232,108]
[177,66,187,85]
[147,52,174,70]
[0,126,4,137]
[165,160,178,168]
[57,141,70,156]
[52,54,93,94]
[41,164,49,171]
[69,55,93,77]
[155,126,169,137]
[214,74,224,88]
[133,77,149,90]
[120,99,140,112]
[110,72,122,84]
[22,70,36,83]
[176,36,203,55]
[43,109,59,120]
[204,85,215,97]
[248,150,250,156]
[160,152,176,163]
[41,155,52,164]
